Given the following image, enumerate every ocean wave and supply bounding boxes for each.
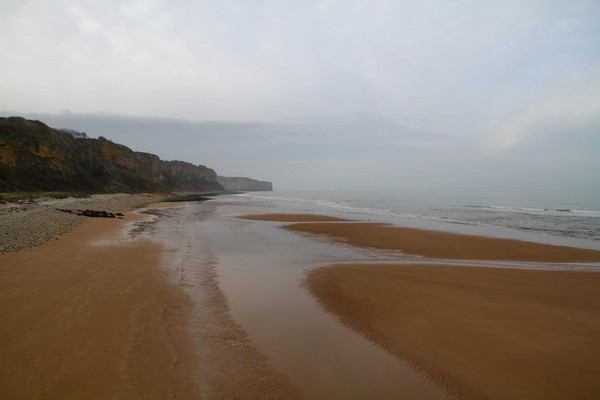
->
[465,204,600,217]
[236,193,474,225]
[236,192,600,241]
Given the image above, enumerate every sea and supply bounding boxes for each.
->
[233,189,600,246]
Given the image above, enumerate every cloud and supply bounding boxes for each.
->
[2,0,598,125]
[1,1,599,191]
[487,78,600,152]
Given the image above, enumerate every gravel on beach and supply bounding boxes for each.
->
[0,193,164,254]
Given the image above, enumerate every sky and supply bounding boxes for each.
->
[1,0,599,194]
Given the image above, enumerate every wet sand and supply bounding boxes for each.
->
[148,204,303,399]
[239,213,349,222]
[215,207,451,399]
[1,203,304,399]
[308,264,600,400]
[283,221,600,262]
[241,213,600,399]
[4,204,599,399]
[0,212,200,399]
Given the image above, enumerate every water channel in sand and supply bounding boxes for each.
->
[132,198,450,399]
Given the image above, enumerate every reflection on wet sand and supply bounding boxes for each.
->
[241,212,600,400]
[138,202,303,398]
[144,201,450,399]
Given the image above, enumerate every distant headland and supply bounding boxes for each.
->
[217,176,272,192]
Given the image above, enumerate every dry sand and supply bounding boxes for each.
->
[0,212,200,399]
[308,264,600,400]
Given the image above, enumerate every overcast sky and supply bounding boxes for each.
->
[1,0,599,194]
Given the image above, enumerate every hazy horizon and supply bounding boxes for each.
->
[2,1,599,194]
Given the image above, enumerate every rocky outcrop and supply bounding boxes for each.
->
[217,176,273,192]
[0,117,224,193]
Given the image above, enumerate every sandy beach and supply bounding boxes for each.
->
[4,1,600,397]
[0,193,162,254]
[0,210,200,399]
[244,213,600,399]
[0,198,303,399]
[3,203,600,399]
[283,221,600,262]
[308,264,600,400]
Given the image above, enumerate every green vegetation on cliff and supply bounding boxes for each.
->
[0,117,224,194]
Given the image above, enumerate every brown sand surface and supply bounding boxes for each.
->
[238,213,349,222]
[0,212,200,399]
[284,221,600,262]
[308,264,600,400]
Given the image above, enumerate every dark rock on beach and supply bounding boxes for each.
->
[57,208,118,218]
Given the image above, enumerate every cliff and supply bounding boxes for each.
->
[217,176,273,192]
[0,117,224,193]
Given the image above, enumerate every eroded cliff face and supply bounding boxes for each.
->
[0,117,224,193]
[217,176,273,192]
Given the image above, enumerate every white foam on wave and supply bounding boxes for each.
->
[235,192,468,225]
[465,204,600,217]
[236,192,600,242]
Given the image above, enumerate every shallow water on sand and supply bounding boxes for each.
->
[134,198,450,399]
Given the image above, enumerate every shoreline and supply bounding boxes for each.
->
[3,202,599,398]
[1,198,305,399]
[241,213,600,399]
[147,203,304,398]
[283,221,600,262]
[0,208,200,399]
